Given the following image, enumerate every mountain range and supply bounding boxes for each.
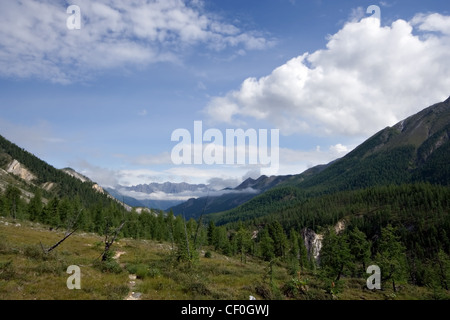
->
[152,96,450,222]
[208,96,450,225]
[0,96,448,226]
[1,96,449,302]
[105,182,212,210]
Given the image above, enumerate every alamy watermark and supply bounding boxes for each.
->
[367,5,381,21]
[67,5,81,30]
[366,265,381,290]
[171,121,279,176]
[66,265,81,290]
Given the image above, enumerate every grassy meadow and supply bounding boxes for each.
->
[0,216,445,301]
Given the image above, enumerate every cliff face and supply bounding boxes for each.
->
[6,160,36,182]
[301,228,323,263]
[302,219,347,264]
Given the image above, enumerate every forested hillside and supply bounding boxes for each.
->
[282,97,450,193]
[1,97,450,300]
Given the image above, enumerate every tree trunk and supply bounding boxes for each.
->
[102,243,111,261]
[335,264,344,282]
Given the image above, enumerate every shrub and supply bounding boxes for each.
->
[148,267,161,278]
[0,260,15,280]
[23,245,45,260]
[135,265,149,279]
[94,259,123,274]
[254,282,273,300]
[185,281,211,296]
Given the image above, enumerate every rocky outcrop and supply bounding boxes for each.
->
[92,183,105,194]
[62,168,91,183]
[302,219,347,264]
[334,219,346,234]
[301,228,323,264]
[6,160,36,182]
[42,182,56,192]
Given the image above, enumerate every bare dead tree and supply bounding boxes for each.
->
[101,220,126,261]
[101,205,127,261]
[40,209,82,254]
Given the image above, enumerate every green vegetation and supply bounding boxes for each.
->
[0,97,449,300]
[2,218,449,300]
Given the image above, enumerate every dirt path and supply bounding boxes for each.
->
[125,274,142,300]
[113,251,143,300]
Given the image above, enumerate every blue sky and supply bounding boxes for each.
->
[1,0,450,191]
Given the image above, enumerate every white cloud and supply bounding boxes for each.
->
[116,186,258,202]
[329,144,350,155]
[349,7,366,23]
[74,140,353,190]
[411,13,450,35]
[204,14,450,138]
[379,1,394,8]
[274,143,355,176]
[0,0,271,83]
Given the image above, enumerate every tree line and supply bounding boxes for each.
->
[1,181,450,293]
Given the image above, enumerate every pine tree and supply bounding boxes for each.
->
[259,226,275,261]
[320,229,352,281]
[268,221,288,258]
[42,197,60,227]
[235,222,252,263]
[348,227,371,276]
[212,226,230,254]
[298,231,309,271]
[5,185,21,219]
[166,210,176,250]
[207,220,216,246]
[289,229,300,260]
[436,249,450,290]
[27,190,43,222]
[375,224,407,292]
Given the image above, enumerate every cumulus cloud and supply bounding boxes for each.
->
[0,0,271,83]
[204,13,450,138]
[411,13,450,35]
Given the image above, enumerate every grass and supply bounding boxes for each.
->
[0,217,274,300]
[1,216,449,300]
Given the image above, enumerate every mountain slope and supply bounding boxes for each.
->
[286,96,450,193]
[211,97,450,226]
[107,182,212,210]
[0,134,119,209]
[168,174,294,219]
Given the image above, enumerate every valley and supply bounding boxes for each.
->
[0,97,449,301]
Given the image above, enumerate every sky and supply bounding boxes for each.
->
[0,0,450,192]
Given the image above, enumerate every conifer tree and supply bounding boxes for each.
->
[27,190,43,222]
[268,221,288,258]
[375,224,407,292]
[321,229,352,281]
[5,185,21,219]
[348,227,371,276]
[259,226,275,261]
